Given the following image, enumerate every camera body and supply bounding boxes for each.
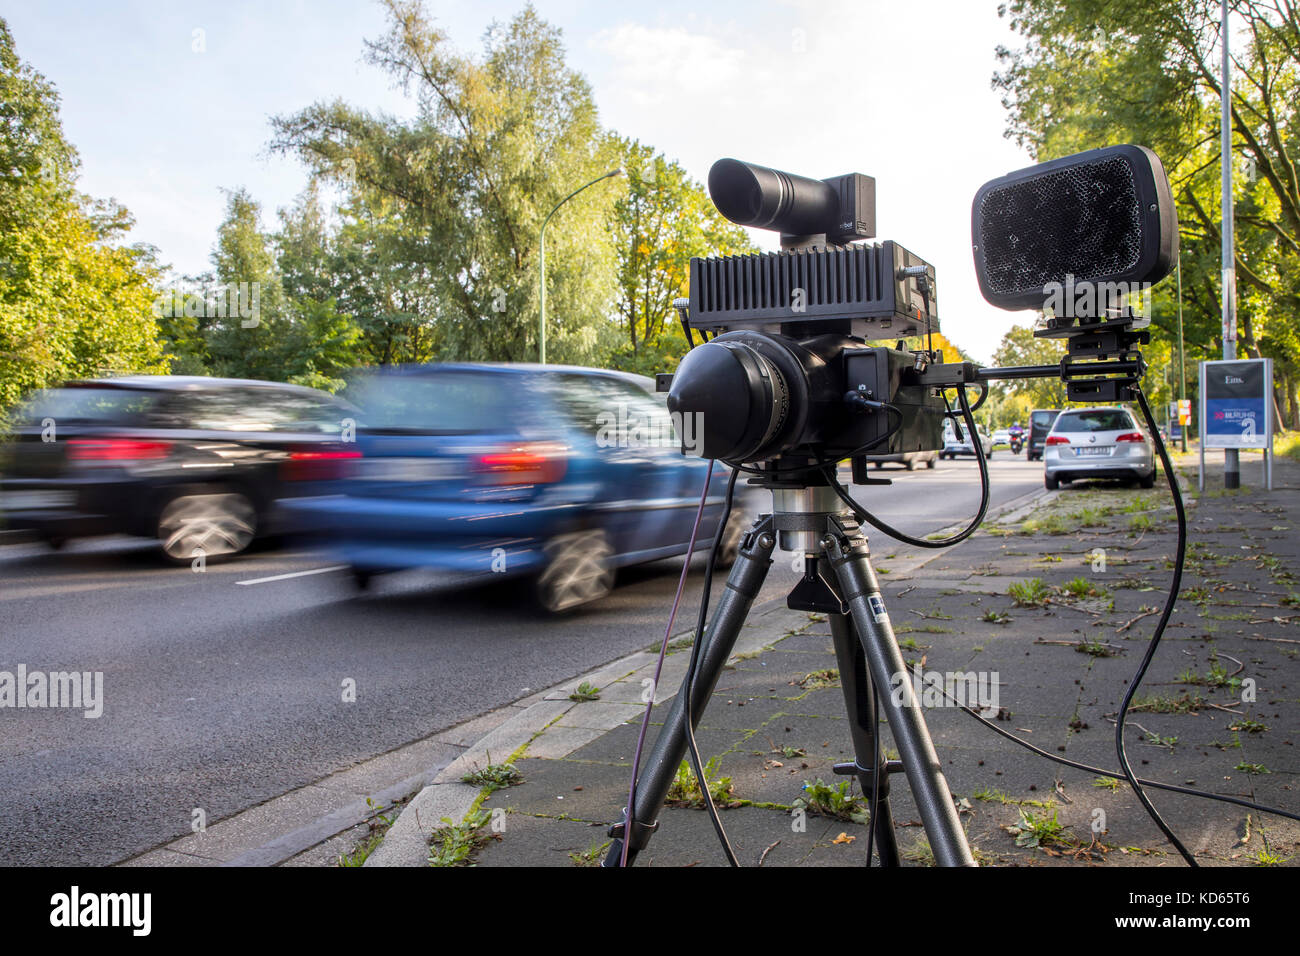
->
[667,329,947,464]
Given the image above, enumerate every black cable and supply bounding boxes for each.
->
[1112,386,1196,865]
[821,384,990,549]
[617,460,718,866]
[942,691,1300,823]
[865,689,881,866]
[682,466,741,865]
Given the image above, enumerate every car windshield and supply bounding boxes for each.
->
[1032,411,1057,426]
[347,372,522,433]
[13,387,158,425]
[1053,410,1134,432]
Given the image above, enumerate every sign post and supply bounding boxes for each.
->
[1199,358,1273,491]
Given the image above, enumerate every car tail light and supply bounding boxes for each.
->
[281,448,362,481]
[1045,436,1070,446]
[1115,432,1146,443]
[472,442,568,486]
[67,438,173,463]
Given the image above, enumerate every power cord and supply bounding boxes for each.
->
[681,466,742,865]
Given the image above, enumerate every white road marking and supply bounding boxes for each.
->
[235,565,348,586]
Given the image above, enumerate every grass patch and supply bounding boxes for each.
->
[1129,692,1205,714]
[795,668,840,690]
[569,840,612,866]
[1061,576,1107,599]
[461,761,523,794]
[793,778,869,824]
[1009,578,1052,608]
[428,811,493,867]
[666,757,737,808]
[568,681,601,702]
[338,797,401,867]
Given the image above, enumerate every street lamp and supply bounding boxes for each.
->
[538,167,624,364]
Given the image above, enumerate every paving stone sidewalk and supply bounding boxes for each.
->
[388,453,1299,867]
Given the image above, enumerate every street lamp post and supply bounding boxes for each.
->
[1220,0,1239,487]
[538,167,624,364]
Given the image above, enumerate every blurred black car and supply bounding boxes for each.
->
[0,376,357,562]
[1027,408,1062,462]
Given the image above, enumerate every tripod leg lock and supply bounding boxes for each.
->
[608,812,658,850]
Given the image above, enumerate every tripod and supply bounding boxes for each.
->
[605,482,976,867]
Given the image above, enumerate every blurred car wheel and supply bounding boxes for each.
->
[714,512,746,568]
[535,530,614,613]
[157,490,256,564]
[1139,470,1156,488]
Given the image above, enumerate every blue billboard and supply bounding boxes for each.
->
[1201,359,1269,449]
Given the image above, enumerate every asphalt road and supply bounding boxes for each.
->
[0,455,1045,865]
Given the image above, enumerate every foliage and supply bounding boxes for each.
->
[995,0,1300,429]
[605,137,756,371]
[793,778,869,824]
[0,18,166,416]
[270,0,620,367]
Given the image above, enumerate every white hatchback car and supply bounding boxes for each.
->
[1043,406,1155,490]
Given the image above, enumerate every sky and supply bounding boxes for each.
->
[5,0,1039,362]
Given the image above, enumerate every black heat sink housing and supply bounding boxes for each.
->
[687,239,939,341]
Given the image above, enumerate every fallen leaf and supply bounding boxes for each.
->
[832,832,856,845]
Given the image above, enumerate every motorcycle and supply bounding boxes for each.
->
[1009,428,1025,455]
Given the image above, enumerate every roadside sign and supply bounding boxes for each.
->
[1199,358,1273,490]
[1177,399,1191,426]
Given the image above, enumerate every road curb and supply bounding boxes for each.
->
[364,598,808,866]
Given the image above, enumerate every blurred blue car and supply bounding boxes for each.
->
[286,364,742,612]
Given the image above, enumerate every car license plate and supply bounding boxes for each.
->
[1,490,75,511]
[1076,447,1111,457]
[363,458,456,482]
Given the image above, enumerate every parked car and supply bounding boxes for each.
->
[940,419,993,459]
[0,376,357,561]
[864,449,938,471]
[1027,408,1061,461]
[284,364,742,613]
[1043,406,1155,490]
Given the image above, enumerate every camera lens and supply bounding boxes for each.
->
[708,159,839,237]
[668,333,807,462]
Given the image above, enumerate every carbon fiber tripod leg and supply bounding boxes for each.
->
[829,612,902,865]
[603,517,776,866]
[823,516,977,867]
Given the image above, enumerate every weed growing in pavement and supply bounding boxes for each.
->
[428,811,493,867]
[461,761,523,794]
[794,778,868,823]
[1009,578,1052,607]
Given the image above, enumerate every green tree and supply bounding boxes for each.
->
[606,137,756,374]
[995,0,1300,427]
[0,18,165,414]
[270,0,621,365]
[991,323,1069,410]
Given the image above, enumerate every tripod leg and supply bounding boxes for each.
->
[604,518,776,866]
[829,612,901,866]
[824,520,977,867]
